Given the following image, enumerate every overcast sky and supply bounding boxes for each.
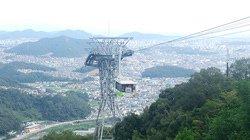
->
[0,0,249,35]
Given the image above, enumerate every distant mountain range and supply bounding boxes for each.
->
[6,36,91,57]
[0,29,178,40]
[1,29,186,58]
[0,29,92,39]
[120,32,178,40]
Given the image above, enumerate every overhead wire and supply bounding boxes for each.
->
[187,28,250,42]
[135,16,250,52]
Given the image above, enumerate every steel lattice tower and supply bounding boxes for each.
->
[85,37,133,140]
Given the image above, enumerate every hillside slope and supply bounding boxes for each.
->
[6,36,91,57]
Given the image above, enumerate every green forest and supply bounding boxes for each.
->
[1,61,56,71]
[0,90,90,135]
[0,61,64,84]
[74,66,96,73]
[113,58,250,140]
[142,65,195,78]
[6,36,91,57]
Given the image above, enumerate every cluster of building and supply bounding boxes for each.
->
[1,38,250,119]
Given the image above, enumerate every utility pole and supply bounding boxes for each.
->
[226,46,229,77]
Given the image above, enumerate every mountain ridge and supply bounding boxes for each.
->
[0,29,92,39]
[120,31,178,40]
[6,36,91,57]
[0,29,180,40]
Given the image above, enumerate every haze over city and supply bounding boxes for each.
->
[0,0,249,35]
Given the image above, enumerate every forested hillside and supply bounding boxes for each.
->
[114,58,250,140]
[6,36,91,57]
[74,66,96,73]
[4,61,56,71]
[0,90,90,135]
[0,62,91,136]
[142,65,195,78]
[0,62,63,84]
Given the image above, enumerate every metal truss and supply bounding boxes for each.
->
[85,37,133,140]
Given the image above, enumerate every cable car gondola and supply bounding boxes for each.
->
[115,78,137,97]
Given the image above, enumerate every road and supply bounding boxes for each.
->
[12,119,96,140]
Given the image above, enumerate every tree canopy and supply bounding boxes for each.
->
[114,58,250,140]
[142,65,195,78]
[0,90,90,135]
[229,58,250,80]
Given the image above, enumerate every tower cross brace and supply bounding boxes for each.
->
[85,37,133,140]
